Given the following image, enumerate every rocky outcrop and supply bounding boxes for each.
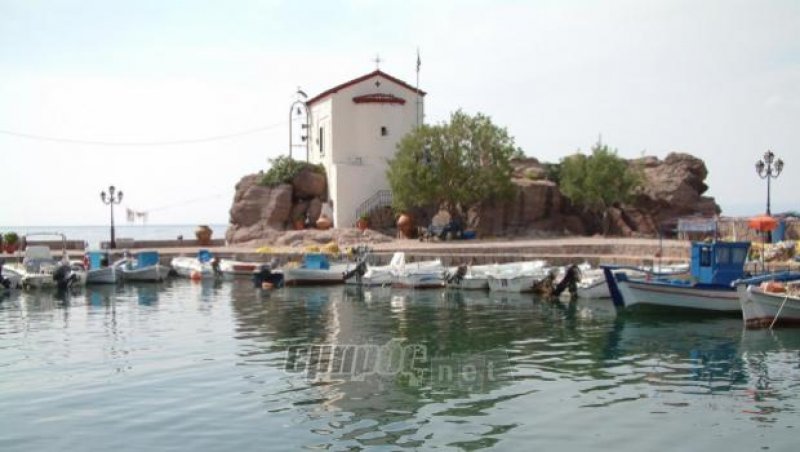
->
[226,170,329,244]
[226,152,721,243]
[467,153,721,237]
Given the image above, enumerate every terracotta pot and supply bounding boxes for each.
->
[396,213,415,238]
[293,219,306,230]
[195,225,213,245]
[4,243,18,254]
[316,215,332,230]
[356,218,369,231]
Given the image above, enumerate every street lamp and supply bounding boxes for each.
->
[755,150,784,215]
[100,185,123,249]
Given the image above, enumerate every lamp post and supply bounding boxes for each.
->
[100,185,123,249]
[755,150,784,216]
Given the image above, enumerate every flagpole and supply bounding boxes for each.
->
[416,48,421,127]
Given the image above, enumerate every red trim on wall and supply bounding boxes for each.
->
[352,93,406,105]
[306,70,425,106]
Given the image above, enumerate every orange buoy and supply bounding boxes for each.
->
[190,270,203,281]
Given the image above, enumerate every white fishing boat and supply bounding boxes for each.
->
[345,252,405,287]
[3,233,85,290]
[392,258,446,289]
[734,273,800,328]
[1,260,22,290]
[117,251,170,282]
[555,262,690,300]
[486,260,549,293]
[446,263,493,290]
[282,253,350,286]
[171,249,218,280]
[603,241,750,312]
[83,251,118,284]
[219,258,261,278]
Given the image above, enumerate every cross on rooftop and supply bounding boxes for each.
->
[373,54,382,70]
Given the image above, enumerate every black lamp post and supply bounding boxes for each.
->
[755,150,784,216]
[100,185,123,249]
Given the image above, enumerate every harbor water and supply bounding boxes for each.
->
[1,282,798,450]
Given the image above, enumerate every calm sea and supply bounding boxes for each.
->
[1,283,798,451]
[0,224,228,249]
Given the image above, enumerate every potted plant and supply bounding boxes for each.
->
[195,225,213,246]
[4,232,19,254]
[292,213,306,230]
[356,214,369,231]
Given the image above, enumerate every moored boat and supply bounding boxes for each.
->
[486,260,549,293]
[734,273,800,328]
[392,257,446,289]
[446,263,493,290]
[603,241,750,312]
[219,258,261,279]
[345,252,405,287]
[4,233,85,290]
[171,249,219,280]
[118,251,170,282]
[84,251,118,284]
[282,253,350,286]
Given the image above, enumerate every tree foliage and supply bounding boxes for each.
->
[387,110,519,215]
[559,143,642,213]
[261,156,324,187]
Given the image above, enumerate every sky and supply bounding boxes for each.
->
[1,0,798,226]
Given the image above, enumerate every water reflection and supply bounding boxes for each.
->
[227,285,800,447]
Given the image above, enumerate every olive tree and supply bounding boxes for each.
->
[559,143,642,234]
[387,110,519,219]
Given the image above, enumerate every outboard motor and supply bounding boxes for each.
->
[253,264,284,289]
[0,260,11,289]
[446,264,468,284]
[553,264,582,297]
[53,263,78,292]
[211,257,222,277]
[342,259,368,284]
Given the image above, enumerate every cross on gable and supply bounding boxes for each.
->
[373,54,382,70]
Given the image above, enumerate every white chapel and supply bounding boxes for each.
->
[305,70,426,228]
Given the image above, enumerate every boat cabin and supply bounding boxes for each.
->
[302,253,331,270]
[690,241,750,286]
[86,251,111,270]
[134,251,161,269]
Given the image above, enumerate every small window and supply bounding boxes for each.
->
[319,127,324,155]
[380,126,388,136]
[700,247,711,267]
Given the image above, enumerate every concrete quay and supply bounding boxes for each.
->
[1,237,691,267]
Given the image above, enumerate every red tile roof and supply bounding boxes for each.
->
[306,70,426,106]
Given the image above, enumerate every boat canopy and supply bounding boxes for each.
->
[198,249,213,263]
[86,251,109,269]
[137,251,160,268]
[690,241,750,286]
[302,253,330,270]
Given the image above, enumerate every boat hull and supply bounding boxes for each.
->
[616,278,740,312]
[282,264,349,286]
[740,285,800,328]
[392,273,445,289]
[171,257,215,279]
[86,267,118,284]
[487,275,540,293]
[121,265,170,282]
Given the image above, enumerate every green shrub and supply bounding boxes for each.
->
[4,232,19,244]
[260,156,325,187]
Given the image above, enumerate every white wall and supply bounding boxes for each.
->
[308,73,423,228]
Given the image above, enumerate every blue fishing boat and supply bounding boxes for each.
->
[602,241,750,312]
[117,251,170,282]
